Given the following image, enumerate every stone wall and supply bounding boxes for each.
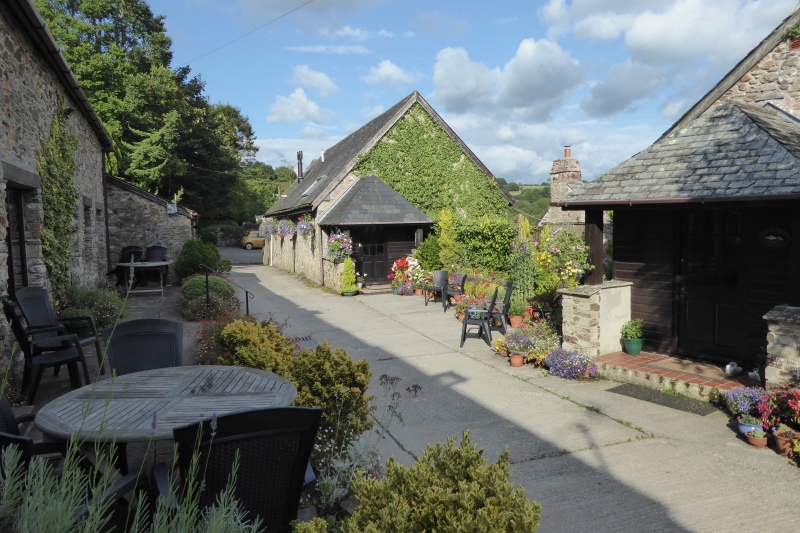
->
[0,0,107,302]
[322,259,344,292]
[764,305,800,385]
[539,152,584,227]
[560,281,632,357]
[270,231,321,282]
[105,177,194,284]
[716,37,800,115]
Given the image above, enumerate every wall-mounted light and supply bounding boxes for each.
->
[63,107,75,118]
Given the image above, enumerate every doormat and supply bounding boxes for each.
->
[646,358,729,381]
[606,383,718,416]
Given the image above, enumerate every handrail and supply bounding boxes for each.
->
[199,264,256,316]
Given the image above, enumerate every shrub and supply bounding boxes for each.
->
[199,224,253,247]
[438,209,460,269]
[544,348,598,379]
[341,432,541,533]
[723,387,768,417]
[182,293,241,321]
[508,239,537,307]
[341,257,358,294]
[620,318,644,340]
[61,284,130,330]
[175,238,221,280]
[220,320,296,377]
[181,274,235,304]
[456,217,517,274]
[293,519,328,532]
[291,342,373,459]
[414,234,442,271]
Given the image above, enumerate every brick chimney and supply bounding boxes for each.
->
[550,146,581,203]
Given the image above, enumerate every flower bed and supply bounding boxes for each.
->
[544,348,598,379]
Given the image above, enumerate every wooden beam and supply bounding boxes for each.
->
[585,210,604,286]
[790,206,800,306]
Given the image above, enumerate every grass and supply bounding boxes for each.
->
[662,389,689,399]
[509,185,548,197]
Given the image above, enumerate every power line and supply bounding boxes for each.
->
[182,0,316,65]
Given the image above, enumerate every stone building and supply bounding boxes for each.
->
[1,0,196,309]
[538,147,585,230]
[555,5,800,385]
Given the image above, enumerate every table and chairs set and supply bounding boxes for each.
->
[0,271,320,531]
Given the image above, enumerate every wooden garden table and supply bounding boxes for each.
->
[116,260,173,296]
[34,366,297,444]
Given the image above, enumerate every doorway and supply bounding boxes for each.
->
[354,226,385,283]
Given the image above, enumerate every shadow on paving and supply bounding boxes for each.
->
[226,269,692,533]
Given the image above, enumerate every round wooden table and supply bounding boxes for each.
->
[35,366,297,443]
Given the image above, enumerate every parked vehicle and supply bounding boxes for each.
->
[241,232,267,250]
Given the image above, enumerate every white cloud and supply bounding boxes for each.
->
[580,60,666,117]
[292,65,338,97]
[363,60,420,86]
[414,11,468,37]
[432,39,582,121]
[267,88,336,123]
[319,26,394,40]
[300,126,330,139]
[361,104,385,119]
[285,45,370,54]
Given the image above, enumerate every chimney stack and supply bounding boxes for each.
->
[564,145,571,158]
[297,151,303,183]
[538,147,585,226]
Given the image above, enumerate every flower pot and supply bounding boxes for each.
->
[509,352,525,367]
[392,287,398,295]
[356,283,363,290]
[508,315,524,328]
[341,290,358,296]
[622,338,644,356]
[414,289,423,296]
[498,347,509,357]
[737,417,762,435]
[791,36,800,51]
[453,294,462,303]
[774,431,798,456]
[744,431,768,448]
[457,314,465,322]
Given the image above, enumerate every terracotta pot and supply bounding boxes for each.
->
[415,289,424,296]
[524,306,533,319]
[509,353,525,367]
[498,347,509,358]
[774,431,798,456]
[744,432,768,448]
[453,294,462,303]
[508,315,524,328]
[457,314,465,322]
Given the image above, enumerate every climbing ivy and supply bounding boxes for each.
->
[38,98,80,303]
[351,103,509,219]
[455,217,517,273]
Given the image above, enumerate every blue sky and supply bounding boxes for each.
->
[149,0,797,183]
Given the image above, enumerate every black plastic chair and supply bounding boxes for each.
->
[489,281,514,336]
[444,274,467,312]
[2,298,91,405]
[16,287,105,375]
[102,319,183,376]
[460,288,499,348]
[0,391,66,460]
[153,407,322,533]
[107,246,144,287]
[140,246,168,285]
[423,270,449,310]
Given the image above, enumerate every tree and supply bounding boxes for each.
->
[438,209,460,269]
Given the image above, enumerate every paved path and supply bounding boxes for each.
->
[230,264,800,533]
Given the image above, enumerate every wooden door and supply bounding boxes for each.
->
[679,209,744,361]
[355,226,385,283]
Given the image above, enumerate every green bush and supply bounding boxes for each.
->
[182,293,241,321]
[341,432,541,533]
[293,519,328,532]
[414,234,442,271]
[199,224,254,247]
[180,274,235,304]
[61,285,130,330]
[456,217,517,274]
[175,238,221,280]
[291,342,373,459]
[220,319,296,376]
[341,257,357,294]
[438,209,460,269]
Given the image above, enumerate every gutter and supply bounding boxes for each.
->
[555,192,800,209]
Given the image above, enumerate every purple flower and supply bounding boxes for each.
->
[723,387,767,416]
[544,349,597,380]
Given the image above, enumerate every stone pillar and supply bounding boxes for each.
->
[764,305,800,384]
[559,281,632,357]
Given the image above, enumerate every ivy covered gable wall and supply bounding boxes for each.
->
[351,103,508,220]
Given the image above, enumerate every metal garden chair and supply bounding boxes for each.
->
[15,287,105,374]
[459,288,499,348]
[102,319,183,377]
[2,298,91,405]
[423,270,449,310]
[152,407,322,533]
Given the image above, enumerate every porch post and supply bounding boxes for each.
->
[790,206,800,306]
[585,209,603,286]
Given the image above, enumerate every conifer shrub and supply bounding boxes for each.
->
[414,234,442,271]
[219,320,296,377]
[175,238,221,280]
[341,432,541,532]
[438,209,460,269]
[341,257,358,294]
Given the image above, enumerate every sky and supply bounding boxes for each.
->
[148,0,799,184]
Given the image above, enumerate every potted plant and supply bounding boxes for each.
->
[492,337,508,357]
[744,428,768,448]
[355,272,366,290]
[57,308,93,339]
[620,318,644,355]
[507,301,526,328]
[505,330,532,368]
[455,296,482,322]
[340,257,359,296]
[397,282,414,296]
[773,424,799,457]
[738,414,762,435]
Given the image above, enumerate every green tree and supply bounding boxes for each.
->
[438,209,460,269]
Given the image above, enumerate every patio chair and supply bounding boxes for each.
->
[489,281,514,336]
[15,287,105,375]
[423,270,449,310]
[2,298,91,405]
[0,391,66,459]
[139,245,168,286]
[152,407,322,533]
[444,274,467,313]
[107,246,144,288]
[459,288,499,348]
[102,319,183,376]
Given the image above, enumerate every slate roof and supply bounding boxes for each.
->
[317,175,434,226]
[557,102,800,207]
[266,90,512,216]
